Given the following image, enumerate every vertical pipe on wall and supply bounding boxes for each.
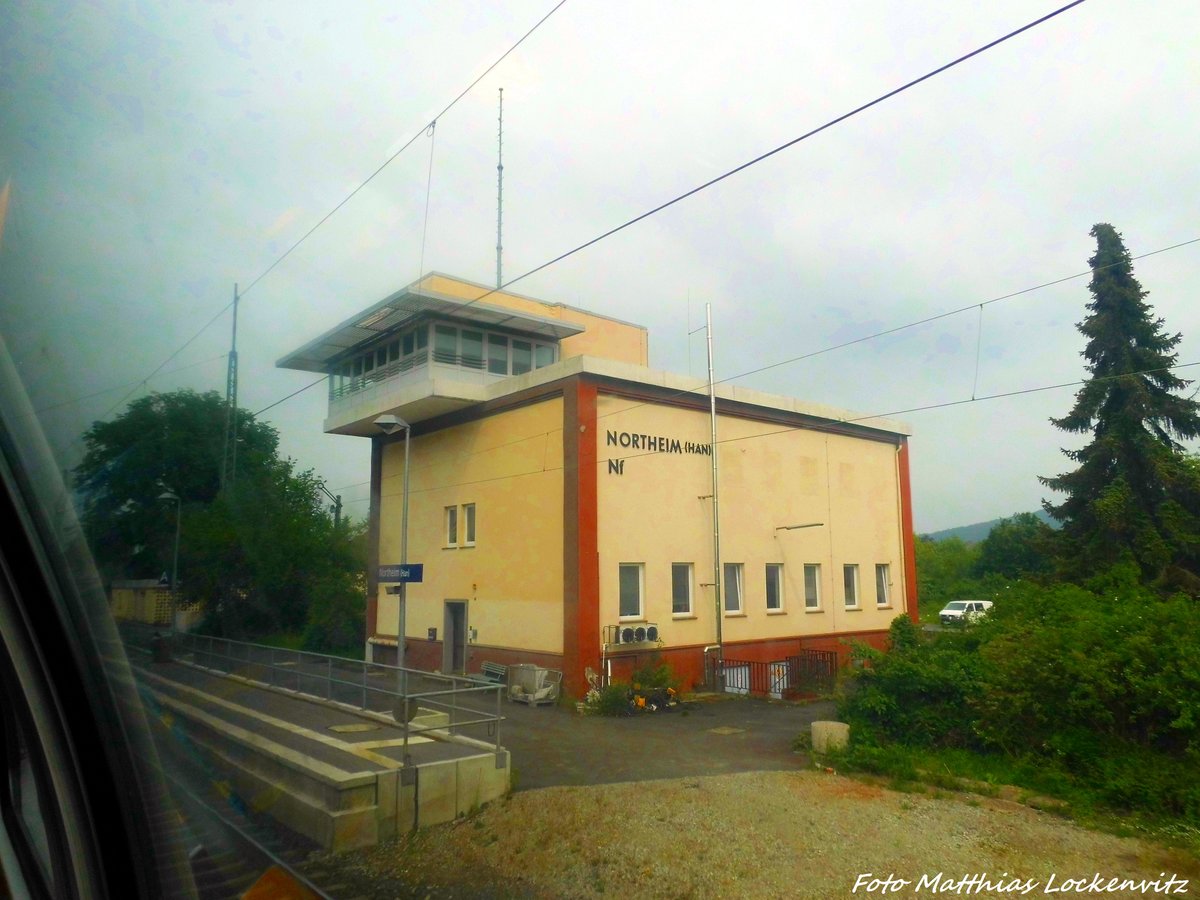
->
[705,304,724,687]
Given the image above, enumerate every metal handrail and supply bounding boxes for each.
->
[172,633,504,756]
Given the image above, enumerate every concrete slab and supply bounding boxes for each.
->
[132,659,510,852]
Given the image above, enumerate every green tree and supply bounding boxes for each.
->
[913,535,980,614]
[74,389,366,645]
[1040,224,1200,590]
[973,512,1056,580]
[75,390,278,582]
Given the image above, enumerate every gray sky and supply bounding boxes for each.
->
[2,0,1198,533]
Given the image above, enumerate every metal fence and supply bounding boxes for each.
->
[172,633,504,757]
[707,648,839,698]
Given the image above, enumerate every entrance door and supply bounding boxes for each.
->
[442,601,468,674]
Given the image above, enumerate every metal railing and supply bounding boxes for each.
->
[330,353,429,401]
[706,648,839,698]
[172,633,504,758]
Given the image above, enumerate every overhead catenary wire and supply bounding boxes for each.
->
[419,0,1090,324]
[84,0,1091,438]
[35,354,228,416]
[250,0,1107,430]
[584,360,1200,472]
[289,234,1200,499]
[102,0,569,427]
[588,236,1200,429]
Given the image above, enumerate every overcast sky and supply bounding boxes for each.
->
[2,0,1198,534]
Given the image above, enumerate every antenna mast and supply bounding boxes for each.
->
[220,283,239,490]
[496,87,504,289]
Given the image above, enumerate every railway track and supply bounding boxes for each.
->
[117,621,335,899]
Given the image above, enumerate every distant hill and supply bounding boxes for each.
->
[922,508,1056,544]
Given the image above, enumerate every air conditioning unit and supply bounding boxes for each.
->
[610,623,661,645]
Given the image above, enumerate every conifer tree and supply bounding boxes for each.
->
[1040,224,1200,590]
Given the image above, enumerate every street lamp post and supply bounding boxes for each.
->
[315,479,343,529]
[158,491,181,635]
[374,415,411,699]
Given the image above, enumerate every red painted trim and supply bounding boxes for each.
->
[897,438,919,623]
[562,378,600,697]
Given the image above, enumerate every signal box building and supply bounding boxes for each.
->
[279,273,917,696]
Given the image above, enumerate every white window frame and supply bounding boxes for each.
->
[462,503,476,547]
[618,563,644,619]
[803,563,821,611]
[671,563,693,617]
[765,563,784,613]
[843,564,860,609]
[444,506,458,548]
[875,563,891,607]
[723,562,744,615]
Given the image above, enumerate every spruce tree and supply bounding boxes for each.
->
[1040,223,1200,591]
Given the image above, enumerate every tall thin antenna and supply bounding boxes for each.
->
[496,87,504,289]
[221,284,239,489]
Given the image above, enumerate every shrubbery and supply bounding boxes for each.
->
[839,582,1200,824]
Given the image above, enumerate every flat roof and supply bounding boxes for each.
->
[487,356,913,437]
[277,275,586,374]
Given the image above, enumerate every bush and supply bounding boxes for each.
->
[840,619,984,750]
[835,580,1200,825]
[591,683,634,717]
[630,661,678,692]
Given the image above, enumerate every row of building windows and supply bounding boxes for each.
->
[619,562,893,619]
[430,501,893,614]
[332,322,558,398]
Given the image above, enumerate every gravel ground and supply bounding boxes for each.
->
[305,770,1200,899]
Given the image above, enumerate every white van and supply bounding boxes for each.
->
[938,600,994,625]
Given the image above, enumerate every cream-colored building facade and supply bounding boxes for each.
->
[280,274,917,696]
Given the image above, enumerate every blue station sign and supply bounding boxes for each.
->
[378,563,424,583]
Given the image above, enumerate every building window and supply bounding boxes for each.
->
[434,324,457,363]
[511,339,532,375]
[619,563,643,619]
[765,564,784,612]
[487,334,508,375]
[463,503,476,546]
[803,564,821,610]
[671,563,692,616]
[461,330,484,369]
[444,506,458,547]
[723,563,743,614]
[875,563,891,607]
[843,564,859,609]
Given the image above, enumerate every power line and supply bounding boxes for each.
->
[431,0,1089,321]
[253,375,327,417]
[730,236,1200,385]
[106,0,569,426]
[841,361,1200,426]
[239,0,567,304]
[258,230,1195,494]
[256,0,1099,427]
[131,357,1200,507]
[587,236,1200,429]
[606,361,1200,468]
[34,354,227,415]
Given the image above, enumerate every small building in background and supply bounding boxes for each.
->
[279,273,917,696]
[109,579,172,626]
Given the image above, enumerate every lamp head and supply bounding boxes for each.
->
[374,414,410,436]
